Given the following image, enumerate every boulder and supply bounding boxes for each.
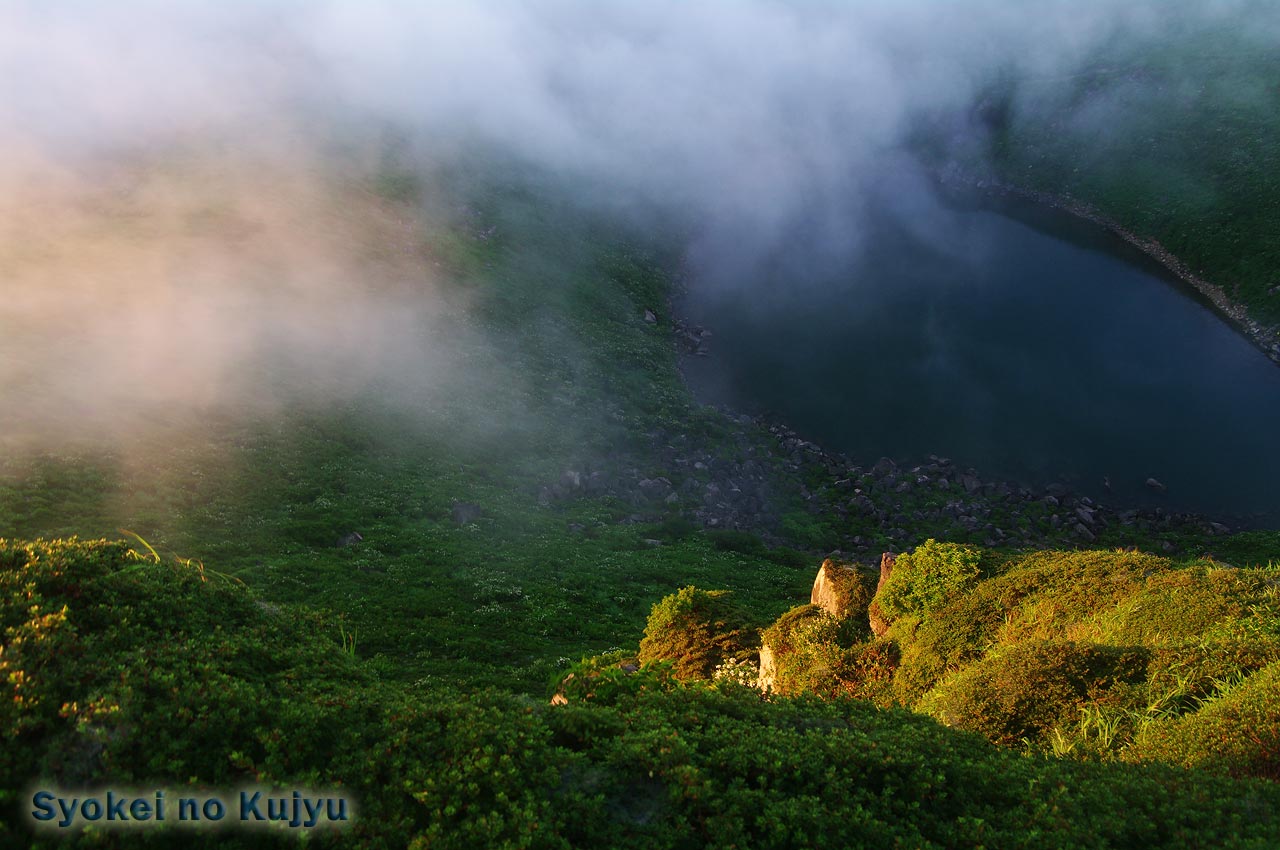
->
[638,477,674,501]
[1146,477,1168,494]
[335,531,363,548]
[871,457,897,478]
[758,643,777,692]
[810,559,875,621]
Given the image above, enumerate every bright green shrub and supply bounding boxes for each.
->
[1144,641,1280,718]
[921,641,1151,747]
[637,586,757,680]
[1094,567,1248,646]
[874,540,991,622]
[1000,550,1166,626]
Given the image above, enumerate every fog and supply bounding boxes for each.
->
[1,0,1273,443]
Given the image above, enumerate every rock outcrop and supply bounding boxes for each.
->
[757,643,777,693]
[811,558,876,622]
[867,552,897,637]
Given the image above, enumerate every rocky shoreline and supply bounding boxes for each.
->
[644,260,1247,557]
[938,165,1280,367]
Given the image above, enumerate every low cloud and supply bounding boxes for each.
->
[0,0,1272,442]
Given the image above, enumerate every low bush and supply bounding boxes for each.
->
[920,641,1151,747]
[874,540,991,622]
[1125,660,1280,780]
[637,586,758,680]
[5,538,1280,849]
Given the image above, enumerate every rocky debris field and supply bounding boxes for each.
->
[536,409,1227,558]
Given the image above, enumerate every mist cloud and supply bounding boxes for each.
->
[1,0,1273,442]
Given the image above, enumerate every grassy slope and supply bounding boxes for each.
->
[0,165,825,694]
[0,159,1251,695]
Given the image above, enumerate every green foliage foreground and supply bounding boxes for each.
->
[4,538,1280,849]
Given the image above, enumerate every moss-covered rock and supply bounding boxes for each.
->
[810,558,876,624]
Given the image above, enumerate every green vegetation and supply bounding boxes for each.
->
[874,540,995,621]
[5,539,1280,848]
[637,587,757,680]
[5,50,1280,842]
[726,540,1280,782]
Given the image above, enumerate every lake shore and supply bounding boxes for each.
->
[937,165,1280,368]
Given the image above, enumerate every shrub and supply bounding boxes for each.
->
[836,639,901,705]
[637,587,757,680]
[874,540,990,622]
[1125,660,1280,780]
[921,641,1151,747]
[759,604,859,696]
[1093,567,1245,646]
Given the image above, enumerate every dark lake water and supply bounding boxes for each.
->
[679,190,1280,526]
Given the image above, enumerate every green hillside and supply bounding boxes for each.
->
[4,538,1279,848]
